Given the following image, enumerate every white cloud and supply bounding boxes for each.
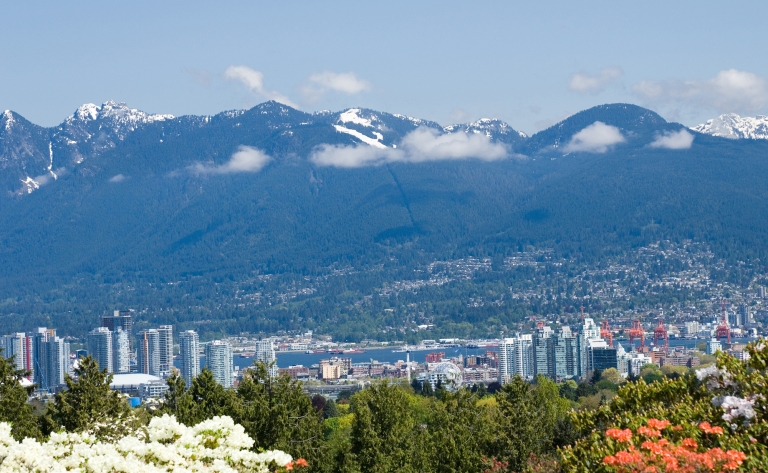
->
[310,127,508,168]
[633,69,768,115]
[301,71,371,103]
[189,146,272,174]
[109,174,127,182]
[649,129,694,150]
[569,67,623,94]
[564,121,625,153]
[224,66,298,108]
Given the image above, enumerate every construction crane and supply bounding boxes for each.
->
[716,300,731,343]
[600,320,613,347]
[653,318,669,351]
[628,319,645,349]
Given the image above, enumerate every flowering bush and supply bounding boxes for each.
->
[0,414,306,473]
[560,340,768,471]
[601,419,746,472]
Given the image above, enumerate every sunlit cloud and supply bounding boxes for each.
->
[564,121,625,153]
[224,66,298,108]
[189,146,272,174]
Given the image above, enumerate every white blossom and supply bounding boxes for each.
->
[0,415,292,473]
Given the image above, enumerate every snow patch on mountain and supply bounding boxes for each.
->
[2,110,15,131]
[444,118,527,141]
[333,124,388,149]
[20,176,40,194]
[692,114,768,140]
[66,101,174,138]
[339,108,374,127]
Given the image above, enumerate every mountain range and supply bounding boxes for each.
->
[1,100,768,338]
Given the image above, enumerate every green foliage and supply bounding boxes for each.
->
[349,381,420,473]
[490,375,570,472]
[0,350,41,440]
[45,355,132,439]
[232,363,326,471]
[562,342,768,471]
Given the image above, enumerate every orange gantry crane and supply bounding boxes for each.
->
[653,318,669,351]
[600,320,613,347]
[628,319,645,349]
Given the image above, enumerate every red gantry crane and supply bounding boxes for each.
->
[629,319,645,350]
[653,318,669,351]
[600,320,613,347]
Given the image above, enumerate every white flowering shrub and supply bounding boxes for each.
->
[0,414,297,473]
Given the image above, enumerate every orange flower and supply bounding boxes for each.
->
[606,428,633,443]
[698,422,724,435]
[294,458,309,468]
[682,438,698,450]
[646,419,671,431]
[637,426,662,438]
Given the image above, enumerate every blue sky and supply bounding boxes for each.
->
[2,1,767,134]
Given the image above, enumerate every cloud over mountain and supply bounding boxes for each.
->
[564,121,625,153]
[311,127,508,168]
[633,69,768,115]
[189,146,272,174]
[569,67,623,94]
[650,129,694,150]
[302,71,371,103]
[224,66,298,108]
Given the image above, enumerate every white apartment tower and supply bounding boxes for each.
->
[46,336,70,388]
[2,333,29,372]
[88,327,113,373]
[111,328,130,374]
[137,329,161,376]
[205,340,233,388]
[498,334,533,384]
[179,330,200,386]
[158,325,173,376]
[255,339,278,377]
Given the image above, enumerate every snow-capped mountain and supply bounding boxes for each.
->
[444,118,528,146]
[53,101,175,165]
[692,114,768,140]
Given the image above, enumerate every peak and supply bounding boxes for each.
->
[2,110,17,131]
[69,101,174,124]
[692,113,768,140]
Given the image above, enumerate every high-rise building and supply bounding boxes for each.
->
[137,329,161,376]
[179,330,200,386]
[112,328,130,374]
[498,334,533,384]
[2,333,30,373]
[586,338,618,373]
[31,327,55,388]
[158,325,173,375]
[88,327,113,373]
[205,340,233,388]
[532,325,553,377]
[549,327,580,380]
[255,339,277,377]
[101,311,133,350]
[580,318,603,378]
[45,336,70,389]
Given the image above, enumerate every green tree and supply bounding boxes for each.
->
[0,350,41,440]
[231,362,325,470]
[159,370,195,420]
[323,398,339,419]
[350,381,420,473]
[176,368,237,426]
[490,375,569,471]
[426,388,494,473]
[45,355,132,438]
